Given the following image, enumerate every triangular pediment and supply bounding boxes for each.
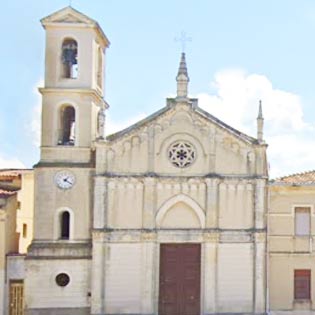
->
[41,6,97,26]
[41,6,110,47]
[54,13,86,24]
[106,100,257,146]
[103,99,265,176]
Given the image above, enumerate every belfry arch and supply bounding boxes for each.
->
[58,104,76,145]
[156,194,205,229]
[61,38,78,79]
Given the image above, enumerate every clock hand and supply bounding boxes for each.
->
[63,177,73,184]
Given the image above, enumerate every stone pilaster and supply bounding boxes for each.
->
[143,177,156,229]
[205,179,219,228]
[93,177,106,229]
[218,182,227,228]
[255,179,266,229]
[140,242,155,313]
[95,144,107,174]
[254,233,266,314]
[203,233,219,313]
[148,127,155,172]
[91,231,105,315]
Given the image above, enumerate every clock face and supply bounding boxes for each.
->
[54,171,76,190]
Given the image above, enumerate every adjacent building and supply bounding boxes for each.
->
[269,171,315,314]
[0,170,34,315]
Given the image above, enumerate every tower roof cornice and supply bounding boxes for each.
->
[41,6,110,48]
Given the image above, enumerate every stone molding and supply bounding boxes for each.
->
[26,241,92,258]
[92,229,266,243]
[155,194,206,228]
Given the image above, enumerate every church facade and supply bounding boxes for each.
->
[7,5,315,315]
[22,7,268,315]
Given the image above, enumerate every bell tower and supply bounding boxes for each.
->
[25,8,110,314]
[40,6,110,162]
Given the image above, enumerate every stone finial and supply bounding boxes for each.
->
[257,100,264,142]
[257,100,263,119]
[176,53,189,98]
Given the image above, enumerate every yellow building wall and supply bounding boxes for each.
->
[269,185,315,313]
[16,171,34,253]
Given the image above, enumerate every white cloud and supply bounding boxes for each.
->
[197,69,315,178]
[0,155,25,169]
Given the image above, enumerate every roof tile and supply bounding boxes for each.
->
[276,170,315,184]
[0,189,17,198]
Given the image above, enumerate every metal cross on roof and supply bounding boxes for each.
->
[175,31,192,52]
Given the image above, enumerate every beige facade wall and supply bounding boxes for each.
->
[0,195,19,315]
[25,259,91,309]
[104,243,149,314]
[93,137,267,314]
[217,243,253,312]
[92,101,268,314]
[103,177,259,231]
[33,167,92,241]
[269,185,315,314]
[16,171,34,253]
[0,269,4,315]
[94,231,266,315]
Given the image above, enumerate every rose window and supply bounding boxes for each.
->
[168,141,196,168]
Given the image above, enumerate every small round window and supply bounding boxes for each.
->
[168,141,196,168]
[55,273,70,287]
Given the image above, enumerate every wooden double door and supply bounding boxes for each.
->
[9,281,24,315]
[159,244,201,315]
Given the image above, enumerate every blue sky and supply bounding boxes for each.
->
[2,0,315,177]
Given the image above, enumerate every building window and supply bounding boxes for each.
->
[58,105,75,146]
[60,211,70,239]
[55,273,70,287]
[22,223,27,238]
[294,269,311,300]
[61,38,78,79]
[295,207,311,236]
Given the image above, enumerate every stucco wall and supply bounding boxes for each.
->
[33,168,92,240]
[25,259,91,309]
[269,185,315,313]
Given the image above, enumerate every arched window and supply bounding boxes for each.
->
[61,38,78,79]
[60,211,70,239]
[58,105,75,146]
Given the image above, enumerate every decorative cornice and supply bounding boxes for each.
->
[39,88,108,108]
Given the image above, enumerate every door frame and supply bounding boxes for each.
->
[156,242,204,315]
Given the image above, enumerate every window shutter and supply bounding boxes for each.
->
[295,207,310,236]
[294,269,311,300]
